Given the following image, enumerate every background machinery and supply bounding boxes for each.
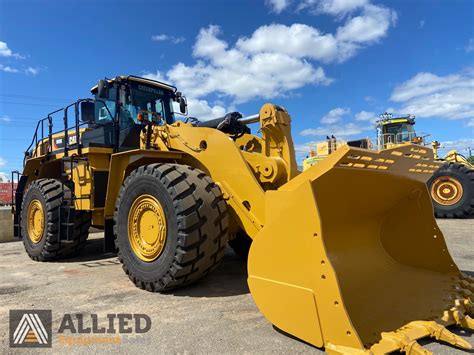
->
[304,113,474,218]
[12,76,474,353]
[0,179,17,206]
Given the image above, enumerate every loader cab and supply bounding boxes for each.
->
[376,113,418,149]
[81,75,184,151]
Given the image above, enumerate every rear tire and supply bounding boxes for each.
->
[427,163,474,218]
[114,163,229,292]
[20,179,91,261]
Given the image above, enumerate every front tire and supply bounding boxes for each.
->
[427,163,474,218]
[114,164,229,292]
[20,179,91,261]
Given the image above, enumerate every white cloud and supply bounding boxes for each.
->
[0,41,23,58]
[152,34,170,41]
[145,3,396,109]
[298,104,376,157]
[0,172,9,182]
[149,17,394,104]
[300,105,373,138]
[439,138,474,152]
[0,115,11,122]
[0,65,40,75]
[236,15,393,64]
[320,107,350,124]
[383,107,404,116]
[185,98,227,120]
[390,70,474,120]
[143,70,167,82]
[465,38,474,53]
[467,118,474,127]
[0,41,39,75]
[355,110,377,122]
[0,41,13,57]
[298,0,368,16]
[0,157,6,167]
[268,1,397,49]
[300,122,370,137]
[25,67,39,75]
[0,64,19,73]
[269,0,370,16]
[236,23,341,63]
[162,25,331,104]
[266,0,291,13]
[152,34,185,44]
[336,4,397,44]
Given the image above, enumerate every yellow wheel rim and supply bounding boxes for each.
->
[27,199,45,244]
[128,194,167,262]
[431,176,463,206]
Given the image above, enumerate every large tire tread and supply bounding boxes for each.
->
[114,163,228,292]
[21,178,91,261]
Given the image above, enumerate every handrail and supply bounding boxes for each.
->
[377,132,427,150]
[24,116,53,166]
[23,98,119,167]
[23,98,95,166]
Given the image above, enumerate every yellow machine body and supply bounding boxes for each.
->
[17,77,473,354]
[432,141,473,168]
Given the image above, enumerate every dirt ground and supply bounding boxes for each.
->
[0,219,472,354]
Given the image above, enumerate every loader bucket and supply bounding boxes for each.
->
[248,144,473,354]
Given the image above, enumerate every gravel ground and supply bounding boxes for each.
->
[0,219,472,354]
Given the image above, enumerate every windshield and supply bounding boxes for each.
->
[125,82,175,125]
[93,81,176,127]
[384,123,415,143]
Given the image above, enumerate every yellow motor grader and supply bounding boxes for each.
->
[304,113,474,218]
[12,76,473,354]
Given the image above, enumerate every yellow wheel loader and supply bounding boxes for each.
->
[12,76,473,353]
[304,113,474,218]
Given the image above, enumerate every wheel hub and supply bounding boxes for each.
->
[128,194,167,262]
[27,199,44,243]
[430,176,463,206]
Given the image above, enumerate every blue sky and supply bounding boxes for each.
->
[0,0,473,179]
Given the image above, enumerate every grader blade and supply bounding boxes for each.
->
[248,144,472,353]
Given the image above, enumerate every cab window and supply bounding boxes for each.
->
[385,123,414,143]
[95,87,117,123]
[125,83,175,125]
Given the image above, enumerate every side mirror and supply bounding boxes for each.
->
[80,101,95,123]
[179,96,187,114]
[97,80,109,99]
